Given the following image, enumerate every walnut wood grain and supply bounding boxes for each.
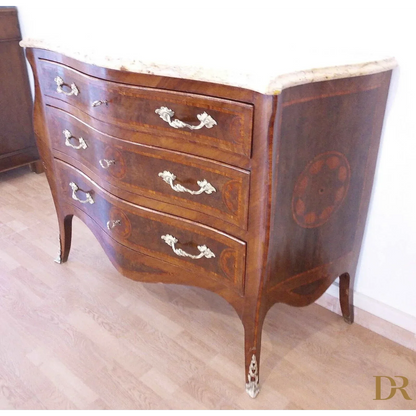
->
[25,46,393,397]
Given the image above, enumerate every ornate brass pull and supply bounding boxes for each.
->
[99,159,116,169]
[158,171,216,195]
[63,129,88,150]
[161,234,215,260]
[107,219,121,230]
[54,76,79,96]
[155,106,217,130]
[69,182,94,204]
[92,100,108,107]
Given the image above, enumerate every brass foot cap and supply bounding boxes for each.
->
[245,382,260,398]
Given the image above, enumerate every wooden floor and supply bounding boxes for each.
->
[0,167,415,410]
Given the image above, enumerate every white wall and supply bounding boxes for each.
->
[5,0,416,331]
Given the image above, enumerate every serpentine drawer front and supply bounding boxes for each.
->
[38,59,254,159]
[24,44,395,398]
[56,160,246,293]
[45,105,250,230]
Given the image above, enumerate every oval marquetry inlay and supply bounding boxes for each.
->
[222,180,241,215]
[292,151,351,228]
[103,146,126,179]
[108,207,131,239]
[219,248,238,282]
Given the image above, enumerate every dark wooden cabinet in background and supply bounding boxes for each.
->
[0,7,42,174]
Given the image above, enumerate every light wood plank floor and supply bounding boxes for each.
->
[0,167,415,410]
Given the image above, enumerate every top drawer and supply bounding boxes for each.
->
[38,59,254,158]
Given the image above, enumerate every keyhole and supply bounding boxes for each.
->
[319,188,325,194]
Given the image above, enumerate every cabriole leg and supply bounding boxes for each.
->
[55,214,73,264]
[339,272,354,324]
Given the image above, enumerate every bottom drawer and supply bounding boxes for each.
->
[55,159,246,294]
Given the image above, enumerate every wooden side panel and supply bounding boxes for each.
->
[267,72,393,306]
[0,42,33,153]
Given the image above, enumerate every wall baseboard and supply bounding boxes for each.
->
[316,283,416,352]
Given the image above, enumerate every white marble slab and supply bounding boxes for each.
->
[20,38,397,95]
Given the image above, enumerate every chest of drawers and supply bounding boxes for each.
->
[24,45,394,398]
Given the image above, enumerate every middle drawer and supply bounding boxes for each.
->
[46,105,250,230]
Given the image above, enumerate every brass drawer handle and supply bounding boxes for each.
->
[107,219,121,230]
[92,100,108,107]
[161,234,215,260]
[99,159,116,169]
[155,106,217,130]
[69,182,94,204]
[158,171,216,195]
[54,76,79,96]
[63,129,88,150]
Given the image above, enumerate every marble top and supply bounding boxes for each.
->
[21,38,397,95]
